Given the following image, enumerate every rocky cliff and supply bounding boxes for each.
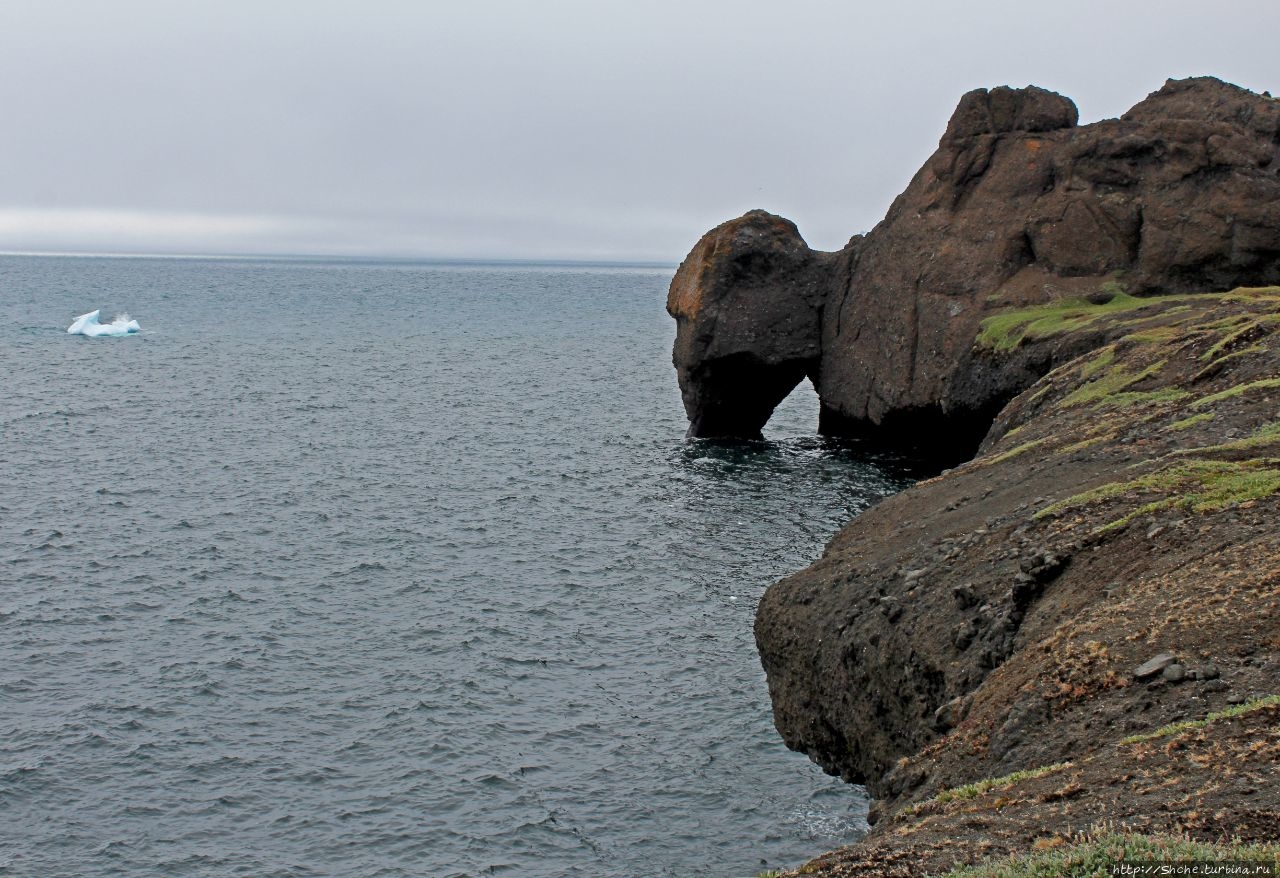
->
[669,77,1280,456]
[759,283,1280,878]
[669,77,1280,876]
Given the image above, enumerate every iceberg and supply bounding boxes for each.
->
[67,310,140,337]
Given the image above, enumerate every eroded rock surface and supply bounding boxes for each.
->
[670,78,1280,452]
[669,76,1280,877]
[667,210,834,438]
[762,286,1280,877]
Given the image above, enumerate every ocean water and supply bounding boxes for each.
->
[0,255,913,878]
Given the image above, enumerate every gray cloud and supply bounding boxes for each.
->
[1,0,1276,260]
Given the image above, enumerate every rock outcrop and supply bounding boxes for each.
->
[669,77,1280,456]
[666,210,834,438]
[669,76,1280,876]
[761,285,1280,877]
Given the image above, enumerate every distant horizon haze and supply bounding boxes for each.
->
[1,0,1276,262]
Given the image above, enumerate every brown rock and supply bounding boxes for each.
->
[739,80,1280,878]
[1134,653,1177,679]
[816,78,1280,452]
[666,209,834,438]
[755,285,1280,820]
[668,77,1280,455]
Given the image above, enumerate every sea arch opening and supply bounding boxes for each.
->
[762,374,822,439]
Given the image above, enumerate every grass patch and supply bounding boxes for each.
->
[1026,384,1053,405]
[941,830,1280,877]
[1080,346,1115,379]
[1192,376,1280,408]
[1198,312,1258,331]
[1168,412,1214,431]
[984,437,1050,466]
[1218,285,1280,305]
[1173,420,1280,457]
[1056,432,1116,457]
[1195,344,1270,380]
[1098,499,1175,532]
[976,286,1280,355]
[976,293,1152,352]
[1199,318,1277,362]
[1037,458,1280,526]
[1038,482,1134,518]
[907,763,1071,815]
[1059,361,1165,408]
[1118,694,1280,745]
[1122,324,1186,344]
[1101,387,1189,408]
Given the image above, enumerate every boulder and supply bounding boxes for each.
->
[1134,653,1177,679]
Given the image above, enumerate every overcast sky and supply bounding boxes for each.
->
[1,0,1276,262]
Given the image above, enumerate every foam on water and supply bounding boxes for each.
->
[67,309,140,337]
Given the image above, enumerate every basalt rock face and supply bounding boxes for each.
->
[670,78,1280,450]
[683,77,1280,875]
[667,210,836,438]
[761,287,1280,876]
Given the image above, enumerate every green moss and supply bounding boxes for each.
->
[1195,313,1259,333]
[1099,279,1127,298]
[1192,377,1280,408]
[1168,412,1214,431]
[1038,482,1137,519]
[1079,346,1115,379]
[1059,360,1165,408]
[1174,420,1280,456]
[1118,695,1280,745]
[1001,423,1029,441]
[1026,384,1053,405]
[1200,319,1272,362]
[1056,433,1114,456]
[976,293,1152,352]
[985,437,1050,465]
[1122,325,1186,344]
[1101,387,1189,408]
[908,763,1072,815]
[941,831,1280,878]
[1195,344,1270,380]
[977,286,1280,355]
[1037,458,1280,525]
[1218,286,1280,304]
[1182,461,1280,511]
[1096,498,1180,533]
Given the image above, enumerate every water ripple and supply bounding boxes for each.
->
[0,256,916,877]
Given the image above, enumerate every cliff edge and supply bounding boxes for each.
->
[669,77,1280,875]
[763,287,1280,875]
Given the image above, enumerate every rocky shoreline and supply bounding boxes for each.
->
[761,286,1280,875]
[669,78,1280,875]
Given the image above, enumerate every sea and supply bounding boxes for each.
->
[0,255,915,878]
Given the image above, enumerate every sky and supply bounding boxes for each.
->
[1,0,1277,262]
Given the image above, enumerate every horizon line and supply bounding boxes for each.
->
[0,248,680,270]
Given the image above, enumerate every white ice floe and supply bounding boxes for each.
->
[67,309,140,337]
